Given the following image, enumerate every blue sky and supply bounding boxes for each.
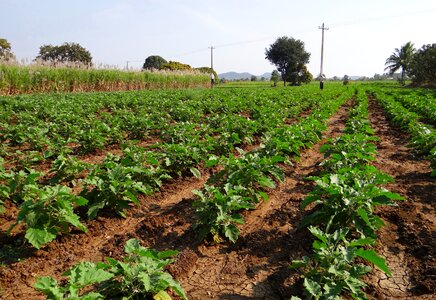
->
[2,0,435,77]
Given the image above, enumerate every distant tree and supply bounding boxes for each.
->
[195,67,219,82]
[409,43,436,86]
[270,70,280,87]
[265,36,310,86]
[260,76,266,81]
[142,55,167,70]
[287,64,312,85]
[332,76,339,81]
[0,38,15,61]
[161,61,191,71]
[343,75,350,85]
[384,41,415,85]
[250,75,257,81]
[36,42,92,65]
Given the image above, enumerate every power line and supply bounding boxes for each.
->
[128,7,436,67]
[329,7,436,28]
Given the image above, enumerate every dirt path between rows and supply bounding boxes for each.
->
[171,101,352,299]
[0,101,352,300]
[366,99,436,299]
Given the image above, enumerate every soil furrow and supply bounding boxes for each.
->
[177,101,352,299]
[366,99,436,299]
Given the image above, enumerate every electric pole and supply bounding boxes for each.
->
[318,23,329,89]
[209,46,215,70]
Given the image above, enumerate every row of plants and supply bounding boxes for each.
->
[291,90,404,299]
[373,86,436,125]
[1,87,339,249]
[368,87,436,176]
[192,88,354,243]
[0,87,321,165]
[0,63,210,95]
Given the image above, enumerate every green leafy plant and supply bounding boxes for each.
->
[291,226,391,300]
[193,184,254,243]
[34,239,188,300]
[81,155,153,219]
[35,262,113,299]
[0,168,41,204]
[49,153,89,184]
[301,165,403,238]
[320,134,378,171]
[207,149,285,203]
[98,239,188,300]
[8,185,88,249]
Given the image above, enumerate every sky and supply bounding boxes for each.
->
[1,0,436,77]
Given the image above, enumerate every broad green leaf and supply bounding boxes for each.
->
[224,224,239,243]
[66,262,113,287]
[308,226,327,244]
[258,191,269,201]
[320,143,331,153]
[81,292,105,300]
[125,238,142,254]
[290,256,310,269]
[157,249,179,259]
[138,272,151,291]
[64,214,87,232]
[25,228,57,249]
[74,196,89,206]
[357,207,372,228]
[164,276,189,300]
[153,290,172,300]
[258,176,276,189]
[356,249,391,276]
[271,155,285,164]
[300,195,321,209]
[303,278,322,297]
[205,157,219,167]
[324,282,345,298]
[349,237,375,247]
[87,201,106,219]
[189,167,201,178]
[34,276,63,300]
[350,264,372,277]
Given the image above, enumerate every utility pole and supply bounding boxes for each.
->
[318,23,329,89]
[209,46,215,70]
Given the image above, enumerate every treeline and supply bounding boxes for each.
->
[142,55,218,81]
[385,42,436,86]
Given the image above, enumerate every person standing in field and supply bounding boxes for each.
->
[319,73,326,90]
[210,73,215,88]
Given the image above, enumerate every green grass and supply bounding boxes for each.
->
[0,64,210,95]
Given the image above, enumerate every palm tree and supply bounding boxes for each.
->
[384,42,416,84]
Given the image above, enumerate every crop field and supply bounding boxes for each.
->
[0,82,434,299]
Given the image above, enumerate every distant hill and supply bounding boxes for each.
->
[219,71,271,81]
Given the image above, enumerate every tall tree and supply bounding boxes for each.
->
[0,38,15,61]
[270,70,280,87]
[265,37,310,86]
[409,43,436,86]
[36,42,92,65]
[384,41,415,84]
[142,55,167,70]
